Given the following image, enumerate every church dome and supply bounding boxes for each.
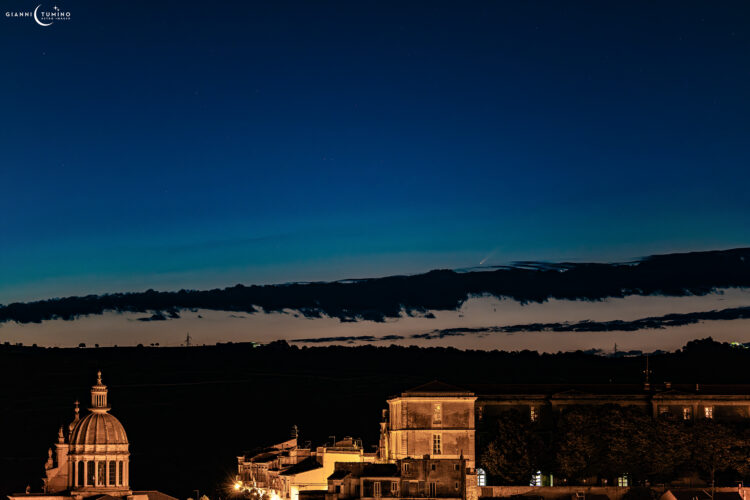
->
[70,412,128,445]
[68,371,129,447]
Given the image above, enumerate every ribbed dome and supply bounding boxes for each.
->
[70,412,128,445]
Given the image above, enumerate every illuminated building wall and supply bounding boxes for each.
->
[379,382,477,470]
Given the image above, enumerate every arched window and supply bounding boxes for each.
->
[476,468,486,487]
[77,460,84,486]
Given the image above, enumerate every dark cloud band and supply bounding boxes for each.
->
[1,247,748,325]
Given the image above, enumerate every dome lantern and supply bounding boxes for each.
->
[90,370,110,412]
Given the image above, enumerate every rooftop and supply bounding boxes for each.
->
[280,457,322,476]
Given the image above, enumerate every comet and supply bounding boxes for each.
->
[479,249,497,265]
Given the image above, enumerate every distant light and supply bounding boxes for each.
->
[234,482,242,491]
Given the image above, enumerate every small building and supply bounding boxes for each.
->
[326,457,471,500]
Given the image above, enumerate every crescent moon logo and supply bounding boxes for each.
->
[34,5,53,26]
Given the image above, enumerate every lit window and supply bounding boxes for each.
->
[530,471,542,487]
[433,403,442,425]
[530,406,538,422]
[618,476,629,487]
[432,434,442,455]
[704,406,714,419]
[477,469,487,487]
[683,407,692,420]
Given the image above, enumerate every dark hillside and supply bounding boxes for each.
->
[1,338,748,499]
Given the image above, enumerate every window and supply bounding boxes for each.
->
[77,461,84,486]
[429,482,437,497]
[403,463,410,474]
[87,460,95,487]
[704,406,714,419]
[335,486,341,494]
[454,464,460,471]
[455,482,460,491]
[373,481,381,498]
[477,469,487,487]
[118,461,124,485]
[683,406,692,420]
[390,482,398,495]
[432,434,442,455]
[530,406,538,422]
[530,471,542,487]
[109,461,116,485]
[431,463,436,471]
[432,403,442,425]
[617,476,629,487]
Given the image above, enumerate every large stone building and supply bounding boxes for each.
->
[471,382,750,424]
[8,372,176,500]
[378,382,477,470]
[377,381,750,490]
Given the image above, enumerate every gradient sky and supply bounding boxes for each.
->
[2,1,749,303]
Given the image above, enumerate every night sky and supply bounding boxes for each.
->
[2,1,749,306]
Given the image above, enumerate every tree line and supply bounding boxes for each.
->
[480,405,750,487]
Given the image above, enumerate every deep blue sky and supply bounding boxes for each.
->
[1,1,749,303]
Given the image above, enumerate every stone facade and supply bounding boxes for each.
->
[379,382,477,471]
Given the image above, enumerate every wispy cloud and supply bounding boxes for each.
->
[290,305,750,343]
